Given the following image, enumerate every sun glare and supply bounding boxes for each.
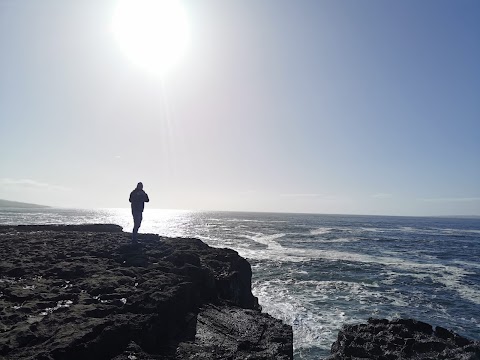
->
[112,0,190,75]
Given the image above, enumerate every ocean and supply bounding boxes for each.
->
[1,208,479,359]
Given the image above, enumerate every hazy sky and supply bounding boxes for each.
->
[1,0,479,216]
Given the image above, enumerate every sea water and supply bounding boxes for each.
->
[1,208,479,359]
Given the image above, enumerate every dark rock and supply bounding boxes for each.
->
[175,305,293,360]
[436,326,456,340]
[0,225,292,359]
[327,318,480,360]
[6,267,26,277]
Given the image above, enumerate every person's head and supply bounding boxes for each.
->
[136,182,143,190]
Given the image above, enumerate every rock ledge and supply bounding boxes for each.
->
[0,224,293,359]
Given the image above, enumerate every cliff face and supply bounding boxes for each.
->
[0,225,293,359]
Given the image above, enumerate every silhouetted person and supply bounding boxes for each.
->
[129,182,149,241]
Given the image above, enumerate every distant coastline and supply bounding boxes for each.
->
[0,199,49,208]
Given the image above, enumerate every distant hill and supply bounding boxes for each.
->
[0,199,49,208]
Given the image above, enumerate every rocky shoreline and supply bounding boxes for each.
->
[0,225,292,359]
[1,224,478,359]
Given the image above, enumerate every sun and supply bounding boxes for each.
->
[112,0,190,75]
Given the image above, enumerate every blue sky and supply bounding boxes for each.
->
[0,0,479,216]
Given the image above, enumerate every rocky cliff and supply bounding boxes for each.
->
[0,225,293,359]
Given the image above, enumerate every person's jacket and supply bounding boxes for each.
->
[129,189,149,212]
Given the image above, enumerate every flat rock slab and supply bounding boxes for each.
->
[0,225,293,360]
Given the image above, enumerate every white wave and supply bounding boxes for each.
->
[309,227,334,235]
[318,237,361,243]
[296,270,309,275]
[440,228,480,235]
[242,242,480,305]
[237,247,307,262]
[173,231,480,307]
[453,260,480,269]
[395,226,480,237]
[399,226,416,232]
[360,227,386,233]
[253,278,403,352]
[253,280,347,351]
[243,233,285,250]
[218,218,287,223]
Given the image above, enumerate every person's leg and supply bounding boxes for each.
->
[132,211,143,240]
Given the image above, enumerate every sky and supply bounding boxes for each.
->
[0,0,479,216]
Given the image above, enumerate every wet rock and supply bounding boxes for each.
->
[0,225,292,359]
[327,318,480,359]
